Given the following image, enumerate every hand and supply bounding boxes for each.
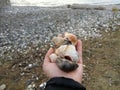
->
[43,40,83,83]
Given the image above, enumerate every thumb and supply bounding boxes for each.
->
[44,48,54,63]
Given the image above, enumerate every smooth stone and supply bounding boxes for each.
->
[0,84,6,90]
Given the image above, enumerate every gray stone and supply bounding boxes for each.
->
[0,84,6,90]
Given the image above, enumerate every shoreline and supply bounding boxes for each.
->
[67,4,120,10]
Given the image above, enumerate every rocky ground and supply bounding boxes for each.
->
[0,2,120,90]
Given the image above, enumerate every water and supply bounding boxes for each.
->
[10,0,120,7]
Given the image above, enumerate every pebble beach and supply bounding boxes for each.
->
[0,5,120,58]
[0,1,120,90]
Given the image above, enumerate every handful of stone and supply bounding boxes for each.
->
[49,32,80,72]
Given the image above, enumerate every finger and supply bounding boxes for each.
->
[44,48,54,63]
[76,40,82,56]
[76,40,83,63]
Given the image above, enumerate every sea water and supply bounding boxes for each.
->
[10,0,120,7]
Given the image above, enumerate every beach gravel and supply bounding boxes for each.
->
[0,5,120,61]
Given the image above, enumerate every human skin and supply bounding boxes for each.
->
[43,40,83,83]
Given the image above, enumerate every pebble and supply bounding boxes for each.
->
[0,84,6,90]
[26,82,36,90]
[39,82,46,90]
[28,64,33,68]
